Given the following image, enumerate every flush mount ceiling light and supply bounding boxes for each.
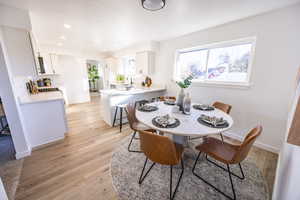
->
[63,24,71,29]
[141,0,165,11]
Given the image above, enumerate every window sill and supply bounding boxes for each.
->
[171,79,253,90]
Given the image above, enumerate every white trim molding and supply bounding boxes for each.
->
[15,148,31,159]
[224,131,279,154]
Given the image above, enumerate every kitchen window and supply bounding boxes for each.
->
[174,38,256,87]
[121,56,136,76]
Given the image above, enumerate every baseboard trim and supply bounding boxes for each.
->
[15,149,31,159]
[224,132,279,154]
[32,137,65,151]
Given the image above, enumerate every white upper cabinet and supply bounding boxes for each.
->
[49,53,59,74]
[136,51,155,75]
[29,33,59,76]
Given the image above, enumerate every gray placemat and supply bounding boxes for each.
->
[164,101,176,106]
[193,105,215,111]
[138,106,158,112]
[197,117,229,128]
[152,117,180,128]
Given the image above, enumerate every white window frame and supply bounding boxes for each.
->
[173,37,256,88]
[121,55,136,76]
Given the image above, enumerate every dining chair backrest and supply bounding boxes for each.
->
[213,101,232,114]
[138,130,181,165]
[232,126,262,163]
[126,102,138,130]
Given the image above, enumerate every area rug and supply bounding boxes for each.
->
[111,135,269,200]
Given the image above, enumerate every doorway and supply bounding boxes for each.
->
[87,60,105,97]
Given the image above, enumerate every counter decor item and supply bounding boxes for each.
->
[145,76,152,87]
[116,74,125,83]
[183,92,191,114]
[26,80,39,94]
[175,75,193,111]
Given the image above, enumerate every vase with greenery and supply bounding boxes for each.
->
[176,75,193,111]
[88,65,100,92]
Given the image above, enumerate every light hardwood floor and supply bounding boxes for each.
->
[15,96,278,200]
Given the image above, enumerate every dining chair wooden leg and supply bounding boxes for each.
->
[128,131,142,153]
[138,157,156,184]
[169,159,184,200]
[192,152,237,200]
[205,154,245,180]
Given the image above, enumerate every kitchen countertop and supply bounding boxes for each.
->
[19,91,64,105]
[100,87,166,96]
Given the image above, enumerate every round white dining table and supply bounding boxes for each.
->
[136,102,234,139]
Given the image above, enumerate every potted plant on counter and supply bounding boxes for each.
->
[116,74,126,83]
[176,75,193,111]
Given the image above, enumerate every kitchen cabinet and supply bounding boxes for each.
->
[106,57,118,74]
[29,33,59,75]
[49,53,59,74]
[36,52,59,75]
[136,51,155,75]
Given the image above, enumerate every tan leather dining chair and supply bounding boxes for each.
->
[138,130,184,200]
[126,102,155,153]
[213,101,232,141]
[192,126,262,200]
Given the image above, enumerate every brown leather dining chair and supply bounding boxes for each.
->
[138,130,184,200]
[126,102,155,153]
[192,126,262,200]
[213,101,232,141]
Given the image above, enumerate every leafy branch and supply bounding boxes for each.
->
[176,75,193,89]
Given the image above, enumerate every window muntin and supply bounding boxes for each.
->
[175,39,255,86]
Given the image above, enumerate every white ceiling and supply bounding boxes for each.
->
[0,0,299,53]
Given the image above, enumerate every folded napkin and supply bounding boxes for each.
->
[200,114,226,127]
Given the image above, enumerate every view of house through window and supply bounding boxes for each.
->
[175,38,255,85]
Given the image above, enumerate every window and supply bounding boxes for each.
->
[121,56,136,76]
[174,38,255,86]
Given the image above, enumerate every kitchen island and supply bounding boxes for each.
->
[100,87,166,126]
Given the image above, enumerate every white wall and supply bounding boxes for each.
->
[40,44,106,61]
[0,4,31,30]
[57,55,90,104]
[1,26,36,77]
[153,5,300,152]
[0,178,8,200]
[0,28,31,158]
[272,80,300,200]
[113,41,159,58]
[0,4,34,159]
